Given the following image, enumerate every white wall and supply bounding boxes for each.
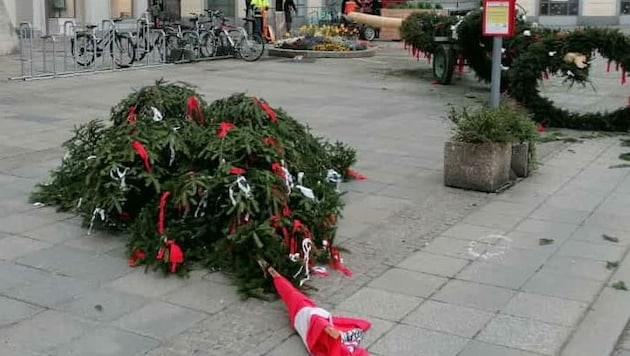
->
[0,0,17,54]
[84,0,110,25]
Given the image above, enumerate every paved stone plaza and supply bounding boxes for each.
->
[0,43,630,356]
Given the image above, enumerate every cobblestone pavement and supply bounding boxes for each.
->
[0,42,630,356]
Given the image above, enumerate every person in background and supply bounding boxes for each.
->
[284,0,297,33]
[251,0,270,37]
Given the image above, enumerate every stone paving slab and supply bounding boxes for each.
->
[0,42,629,356]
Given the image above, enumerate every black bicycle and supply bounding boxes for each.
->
[71,18,136,68]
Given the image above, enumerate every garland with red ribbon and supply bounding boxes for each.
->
[131,141,151,172]
[253,97,278,122]
[155,191,184,273]
[187,96,205,125]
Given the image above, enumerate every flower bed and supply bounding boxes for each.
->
[274,24,369,52]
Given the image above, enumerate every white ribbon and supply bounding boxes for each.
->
[169,138,176,167]
[293,237,312,286]
[151,107,163,121]
[280,160,293,193]
[88,207,105,235]
[229,176,252,206]
[87,155,97,160]
[326,169,342,192]
[109,167,130,190]
[76,197,83,209]
[194,190,209,218]
[549,51,557,57]
[295,185,315,200]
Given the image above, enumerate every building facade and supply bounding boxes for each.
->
[1,0,630,55]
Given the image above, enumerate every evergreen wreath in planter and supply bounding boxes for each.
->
[401,10,630,131]
[30,80,363,298]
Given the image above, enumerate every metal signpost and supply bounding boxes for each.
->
[482,0,516,107]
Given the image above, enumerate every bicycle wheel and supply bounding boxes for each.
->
[238,33,265,62]
[181,30,200,60]
[164,33,181,62]
[199,32,216,58]
[112,33,135,68]
[71,33,96,67]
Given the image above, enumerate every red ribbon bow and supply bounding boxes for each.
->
[271,162,285,179]
[158,191,171,235]
[128,248,146,267]
[347,168,367,181]
[229,167,246,175]
[127,106,137,124]
[217,122,235,138]
[131,141,151,172]
[187,96,205,125]
[156,240,184,273]
[330,246,352,277]
[536,124,545,133]
[253,97,278,122]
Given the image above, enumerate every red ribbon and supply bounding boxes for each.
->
[253,97,278,122]
[131,141,151,172]
[543,71,549,80]
[217,122,235,138]
[127,106,137,124]
[347,168,367,181]
[187,96,205,125]
[623,70,627,86]
[271,162,284,178]
[457,56,464,73]
[128,249,146,267]
[158,191,171,235]
[229,167,246,175]
[330,247,352,277]
[156,240,184,273]
[264,136,276,146]
[607,60,612,73]
[536,124,545,133]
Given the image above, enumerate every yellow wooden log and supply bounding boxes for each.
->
[344,12,403,29]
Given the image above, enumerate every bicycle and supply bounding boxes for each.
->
[162,13,210,62]
[199,11,265,62]
[134,16,166,62]
[71,19,136,68]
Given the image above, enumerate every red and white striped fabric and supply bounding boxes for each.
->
[273,274,371,356]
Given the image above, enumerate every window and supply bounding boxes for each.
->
[206,0,236,17]
[111,0,133,18]
[296,0,307,17]
[539,0,579,15]
[622,0,630,14]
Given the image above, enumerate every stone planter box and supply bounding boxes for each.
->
[511,142,530,178]
[444,141,512,193]
[379,9,449,41]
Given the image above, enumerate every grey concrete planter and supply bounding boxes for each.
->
[444,141,512,193]
[511,142,530,178]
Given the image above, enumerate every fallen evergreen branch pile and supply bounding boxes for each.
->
[31,80,360,298]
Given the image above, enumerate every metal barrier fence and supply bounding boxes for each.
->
[10,15,168,81]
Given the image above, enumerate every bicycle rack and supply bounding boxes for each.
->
[102,19,117,70]
[14,22,34,80]
[62,20,75,73]
[40,35,59,77]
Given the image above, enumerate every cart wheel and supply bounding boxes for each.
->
[433,44,455,85]
[360,26,377,41]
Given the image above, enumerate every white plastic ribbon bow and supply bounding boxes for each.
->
[280,160,294,193]
[293,237,313,286]
[109,167,130,190]
[88,207,106,235]
[151,107,163,122]
[326,169,342,192]
[295,172,315,200]
[229,176,252,206]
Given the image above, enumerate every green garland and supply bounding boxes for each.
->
[31,80,360,298]
[401,10,630,131]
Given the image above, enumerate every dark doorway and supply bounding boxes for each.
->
[163,0,181,21]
